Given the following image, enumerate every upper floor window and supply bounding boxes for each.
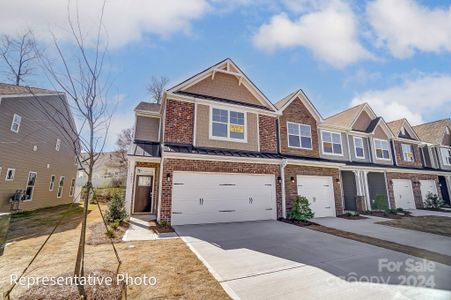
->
[5,168,15,181]
[441,148,451,166]
[353,136,365,159]
[211,108,246,141]
[10,114,22,133]
[401,144,414,162]
[69,178,76,197]
[57,176,65,198]
[374,139,390,160]
[287,122,312,149]
[49,175,56,191]
[55,139,61,151]
[321,131,342,155]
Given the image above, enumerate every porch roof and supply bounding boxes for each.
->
[128,140,161,157]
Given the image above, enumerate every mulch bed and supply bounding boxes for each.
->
[86,221,129,245]
[280,219,316,227]
[150,225,175,234]
[361,211,405,219]
[18,270,123,300]
[337,215,368,220]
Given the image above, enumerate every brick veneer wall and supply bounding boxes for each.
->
[135,162,160,213]
[259,115,278,153]
[393,141,422,168]
[284,165,343,216]
[386,172,441,209]
[160,159,282,223]
[279,98,319,158]
[164,99,194,144]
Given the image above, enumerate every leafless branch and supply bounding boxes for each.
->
[146,76,169,104]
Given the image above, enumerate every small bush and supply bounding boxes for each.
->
[105,228,116,238]
[396,207,404,213]
[384,208,398,215]
[371,194,388,211]
[159,220,169,227]
[110,220,120,230]
[424,192,444,209]
[288,196,314,222]
[105,192,127,223]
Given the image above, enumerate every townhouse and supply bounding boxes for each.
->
[0,83,78,212]
[125,59,451,225]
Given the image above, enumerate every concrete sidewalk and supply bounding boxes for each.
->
[409,209,451,218]
[312,216,451,256]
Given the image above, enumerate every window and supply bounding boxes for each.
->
[441,148,451,166]
[374,139,390,160]
[211,108,246,141]
[353,136,365,159]
[49,175,56,191]
[25,172,37,201]
[10,114,22,133]
[287,122,312,149]
[69,178,76,197]
[401,144,414,162]
[5,168,15,181]
[321,131,343,155]
[55,139,61,151]
[57,176,65,198]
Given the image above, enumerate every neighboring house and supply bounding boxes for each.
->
[125,59,451,225]
[413,119,451,205]
[0,83,78,212]
[76,152,127,189]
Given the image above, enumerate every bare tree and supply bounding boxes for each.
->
[146,76,169,103]
[0,31,40,85]
[115,127,133,163]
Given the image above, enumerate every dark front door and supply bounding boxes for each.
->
[342,171,357,211]
[439,176,450,205]
[134,175,153,213]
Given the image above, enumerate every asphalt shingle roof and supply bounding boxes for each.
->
[322,103,366,129]
[0,83,58,96]
[413,119,451,144]
[134,102,161,112]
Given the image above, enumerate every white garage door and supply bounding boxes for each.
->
[171,172,276,225]
[393,179,416,209]
[296,175,335,218]
[420,180,438,202]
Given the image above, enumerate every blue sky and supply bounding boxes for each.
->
[1,0,451,149]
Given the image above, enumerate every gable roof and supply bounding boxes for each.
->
[322,103,376,130]
[135,102,161,113]
[0,83,58,96]
[274,89,322,121]
[168,58,277,112]
[368,117,395,139]
[413,118,451,144]
[387,118,420,141]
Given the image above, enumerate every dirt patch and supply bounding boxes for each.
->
[337,215,368,220]
[376,216,451,237]
[86,221,129,245]
[361,211,404,219]
[305,224,451,267]
[18,269,122,300]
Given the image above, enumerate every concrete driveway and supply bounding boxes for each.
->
[175,221,451,300]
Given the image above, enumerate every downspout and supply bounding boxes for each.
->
[280,158,288,219]
[157,94,168,223]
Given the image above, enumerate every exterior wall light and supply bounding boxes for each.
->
[277,176,282,184]
[166,173,171,182]
[290,176,295,183]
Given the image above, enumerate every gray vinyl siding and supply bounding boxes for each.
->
[318,130,349,161]
[0,95,77,212]
[367,172,389,207]
[348,135,371,162]
[135,115,160,142]
[420,147,433,168]
[369,137,394,165]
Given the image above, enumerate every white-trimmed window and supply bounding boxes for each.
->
[287,122,312,149]
[374,139,390,160]
[55,139,61,151]
[25,172,37,201]
[49,175,56,191]
[401,144,414,162]
[321,130,343,155]
[353,136,365,159]
[57,176,65,198]
[10,114,22,133]
[69,178,76,197]
[5,168,15,181]
[211,107,246,141]
[441,148,451,166]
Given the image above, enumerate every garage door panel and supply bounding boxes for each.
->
[296,175,335,218]
[171,172,276,225]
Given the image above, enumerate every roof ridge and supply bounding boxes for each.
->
[324,102,366,120]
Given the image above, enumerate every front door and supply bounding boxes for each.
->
[134,175,153,213]
[439,176,450,205]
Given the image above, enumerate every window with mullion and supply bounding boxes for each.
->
[211,108,245,140]
[287,122,312,149]
[354,136,365,158]
[401,144,414,162]
[374,139,390,159]
[321,131,342,155]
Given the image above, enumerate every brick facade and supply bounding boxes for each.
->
[284,165,343,216]
[259,115,278,153]
[164,99,194,145]
[279,98,320,158]
[386,172,441,209]
[393,141,422,168]
[161,158,282,223]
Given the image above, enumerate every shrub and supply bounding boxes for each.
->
[110,219,120,230]
[105,192,127,223]
[371,194,388,211]
[288,196,314,222]
[105,228,116,238]
[384,208,398,215]
[396,207,404,213]
[424,193,444,209]
[159,220,169,227]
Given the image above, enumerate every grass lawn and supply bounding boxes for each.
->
[0,203,229,299]
[376,216,451,237]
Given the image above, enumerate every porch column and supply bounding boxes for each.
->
[362,171,372,210]
[353,170,369,211]
[125,158,136,217]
